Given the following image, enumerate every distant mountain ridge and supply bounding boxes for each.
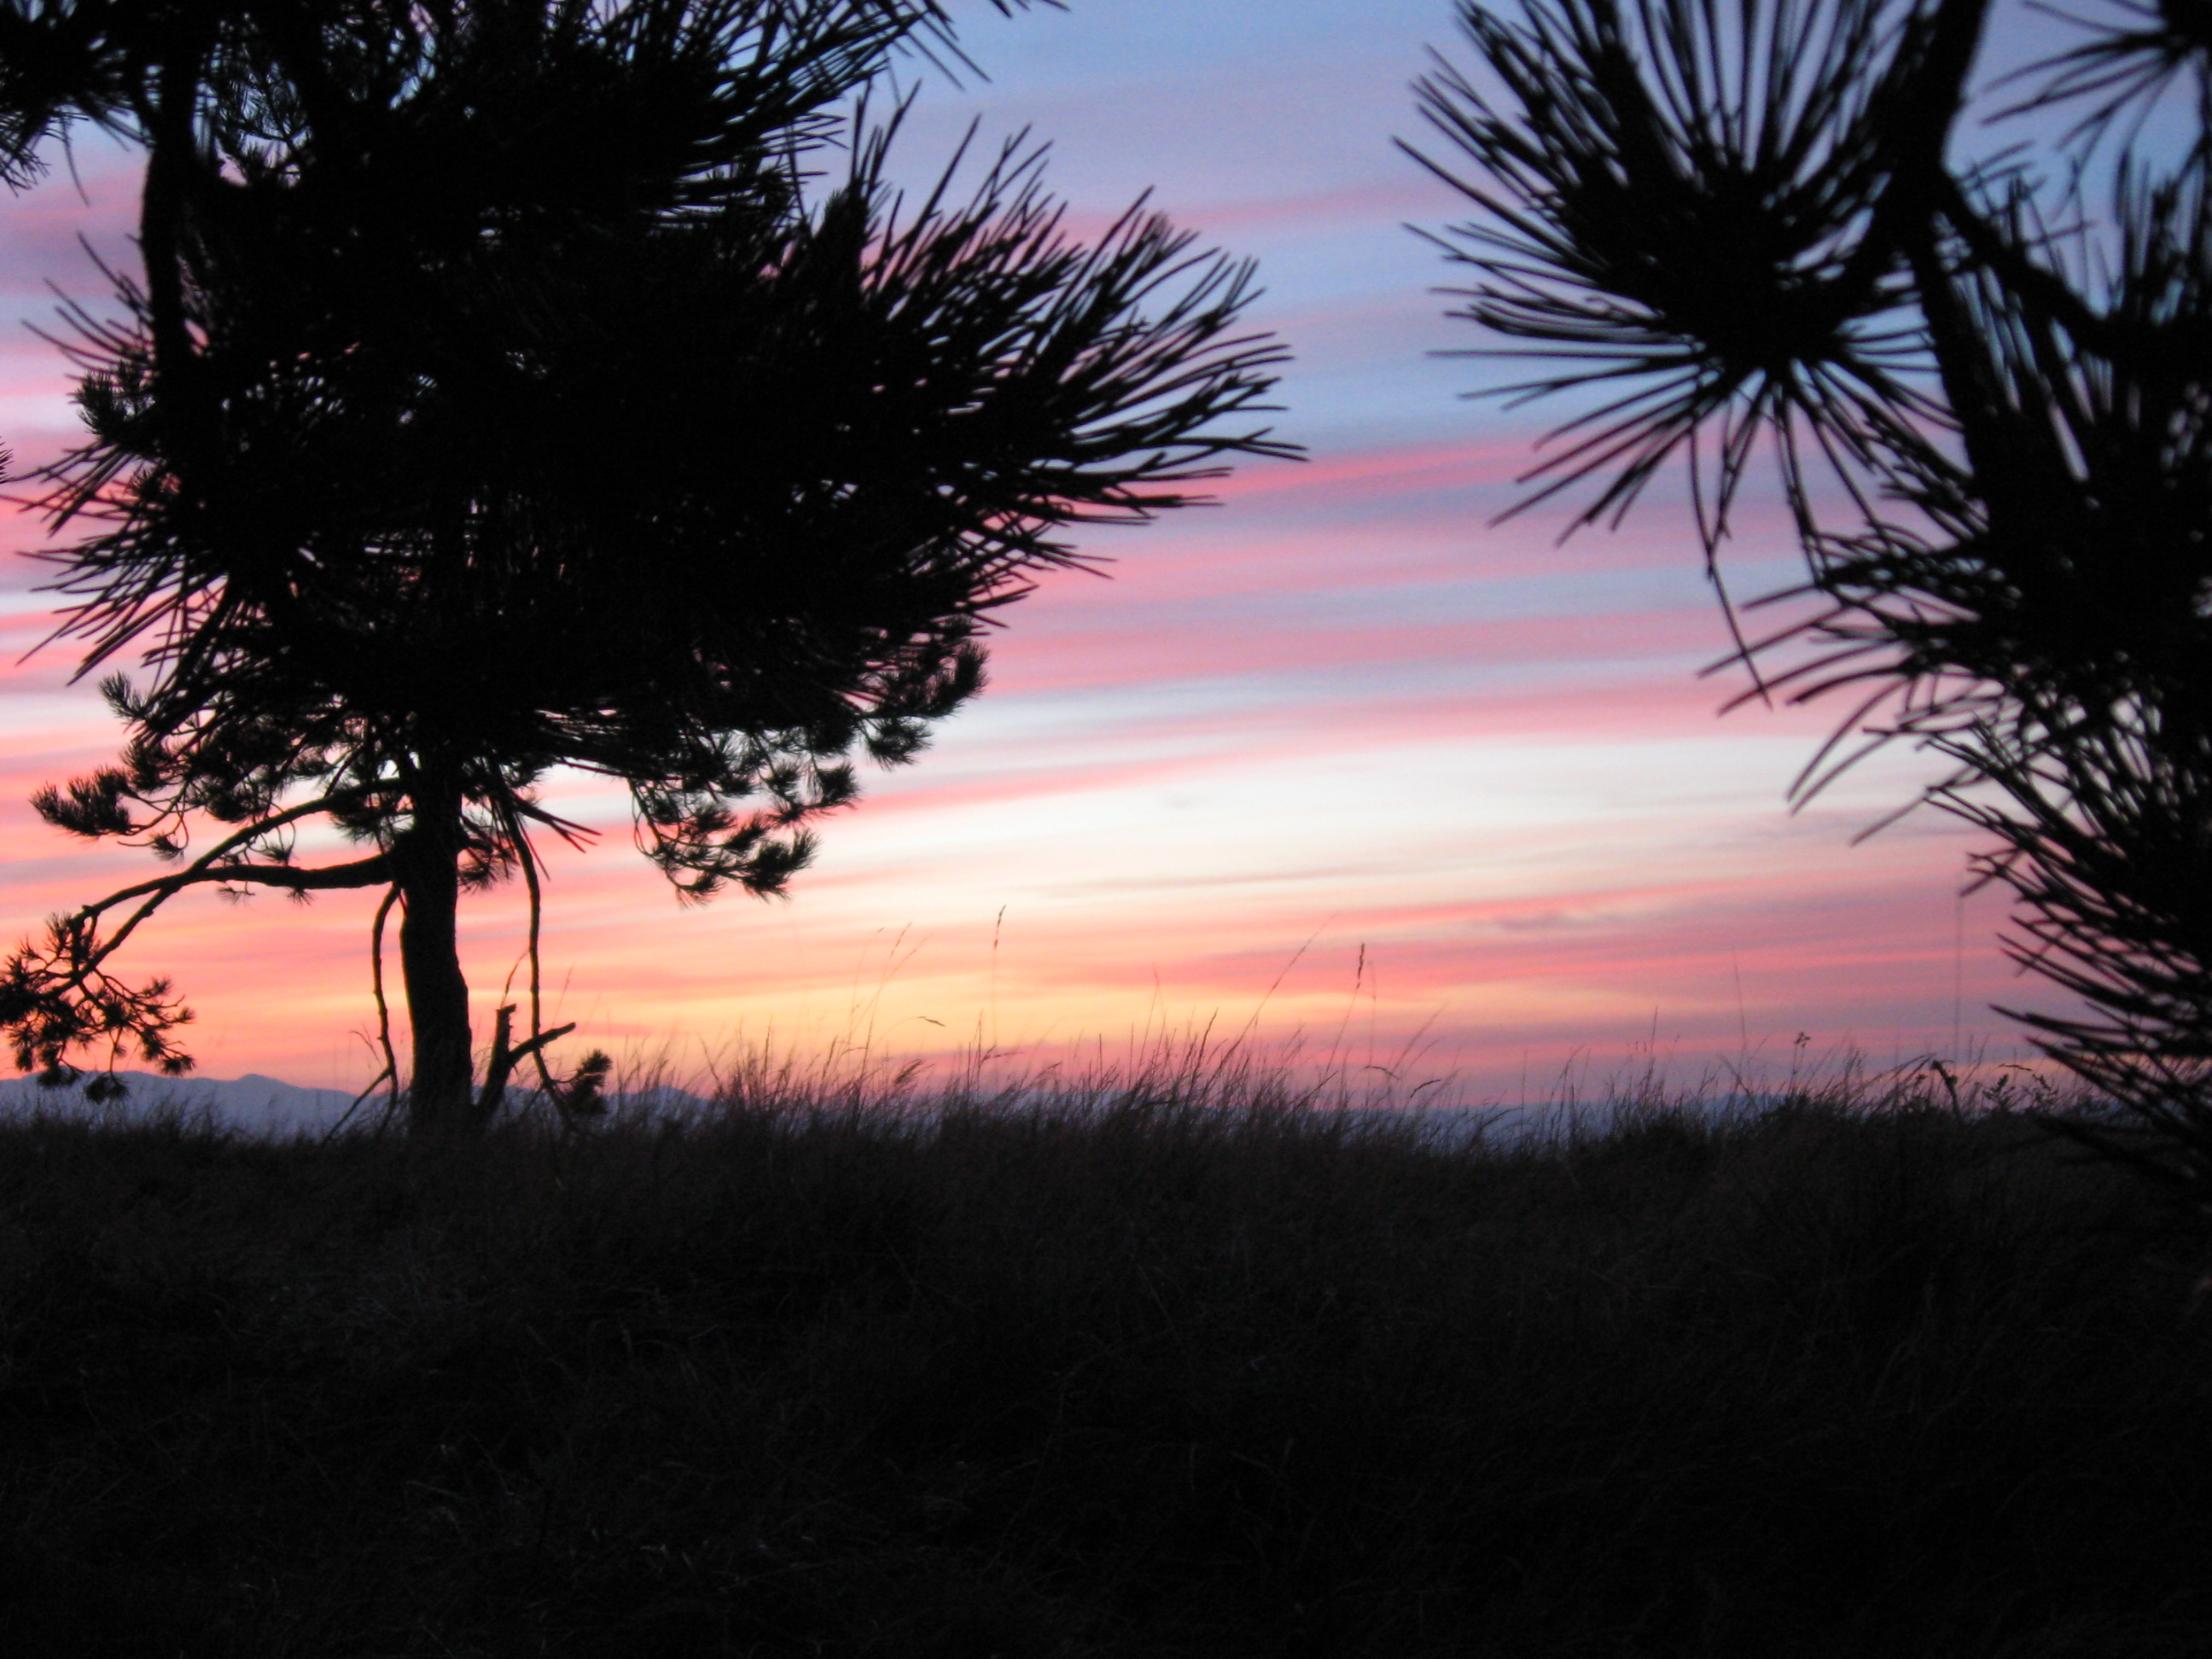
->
[0,1071,1531,1143]
[0,1070,359,1134]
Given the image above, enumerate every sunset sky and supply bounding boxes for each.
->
[0,0,2071,1100]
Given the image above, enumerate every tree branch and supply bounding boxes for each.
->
[1931,171,2114,352]
[73,789,375,966]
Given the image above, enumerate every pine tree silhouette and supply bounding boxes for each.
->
[0,1,1292,1132]
[1412,0,2212,1195]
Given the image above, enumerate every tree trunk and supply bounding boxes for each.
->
[393,782,474,1136]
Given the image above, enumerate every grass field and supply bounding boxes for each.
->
[1,1053,2207,1656]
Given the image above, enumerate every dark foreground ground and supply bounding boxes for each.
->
[0,1083,2207,1657]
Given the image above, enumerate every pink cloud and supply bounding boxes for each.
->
[1205,439,1528,506]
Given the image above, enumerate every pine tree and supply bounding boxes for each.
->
[1412,0,2212,1193]
[0,0,1292,1132]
